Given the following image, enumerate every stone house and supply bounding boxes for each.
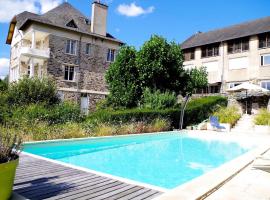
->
[6,1,123,113]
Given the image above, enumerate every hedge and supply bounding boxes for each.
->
[87,96,227,128]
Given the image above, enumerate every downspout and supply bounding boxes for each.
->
[77,34,82,92]
[220,41,225,93]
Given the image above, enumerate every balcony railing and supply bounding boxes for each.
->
[20,47,50,59]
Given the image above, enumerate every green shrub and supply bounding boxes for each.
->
[7,122,87,141]
[0,128,22,163]
[48,102,83,124]
[141,88,177,109]
[0,93,10,123]
[254,109,270,126]
[9,104,49,126]
[213,106,241,126]
[148,118,171,132]
[87,96,227,128]
[0,78,8,92]
[8,102,83,126]
[7,77,59,106]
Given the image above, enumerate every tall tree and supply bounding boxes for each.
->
[105,46,140,108]
[136,35,186,93]
[179,67,208,129]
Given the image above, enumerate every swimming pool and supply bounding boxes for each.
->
[23,132,252,189]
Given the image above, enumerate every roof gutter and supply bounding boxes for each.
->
[6,16,17,44]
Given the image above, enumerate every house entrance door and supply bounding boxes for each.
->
[80,94,89,115]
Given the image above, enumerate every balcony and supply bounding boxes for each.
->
[19,30,50,59]
[20,46,50,59]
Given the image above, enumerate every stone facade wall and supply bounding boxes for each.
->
[59,90,106,111]
[47,34,114,92]
[47,34,119,110]
[62,91,81,104]
[88,93,106,111]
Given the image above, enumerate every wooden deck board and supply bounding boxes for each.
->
[14,154,163,200]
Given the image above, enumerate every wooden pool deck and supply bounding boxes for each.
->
[13,154,163,200]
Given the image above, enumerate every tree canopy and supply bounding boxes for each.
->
[105,35,208,109]
[105,46,140,108]
[136,35,185,93]
[183,67,208,96]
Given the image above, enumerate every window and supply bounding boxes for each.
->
[66,20,78,28]
[85,18,90,25]
[261,81,270,90]
[201,44,219,58]
[227,38,249,54]
[184,64,195,70]
[65,40,77,55]
[228,82,242,88]
[202,61,218,72]
[183,49,195,61]
[261,54,270,66]
[228,57,248,70]
[64,66,75,81]
[259,33,270,49]
[27,66,31,76]
[10,66,19,82]
[107,49,115,62]
[86,43,91,55]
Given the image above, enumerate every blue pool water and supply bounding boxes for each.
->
[23,132,252,189]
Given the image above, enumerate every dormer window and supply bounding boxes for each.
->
[66,20,78,28]
[259,33,270,49]
[85,18,90,25]
[201,44,219,58]
[227,38,249,54]
[183,49,195,61]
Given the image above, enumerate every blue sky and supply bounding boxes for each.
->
[0,0,270,78]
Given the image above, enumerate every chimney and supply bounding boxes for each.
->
[91,1,108,36]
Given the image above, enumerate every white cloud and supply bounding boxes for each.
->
[117,2,154,17]
[0,0,63,23]
[0,58,10,78]
[39,0,62,14]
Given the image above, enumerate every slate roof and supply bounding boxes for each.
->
[181,16,270,49]
[9,2,122,43]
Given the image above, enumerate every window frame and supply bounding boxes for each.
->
[107,48,116,62]
[258,33,270,49]
[261,54,270,67]
[261,81,270,90]
[86,43,91,55]
[201,44,220,58]
[65,39,77,55]
[228,82,242,89]
[183,49,195,61]
[227,38,250,54]
[64,65,75,81]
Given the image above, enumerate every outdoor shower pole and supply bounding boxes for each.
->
[246,90,248,114]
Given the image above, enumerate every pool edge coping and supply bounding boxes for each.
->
[153,144,270,200]
[23,131,184,144]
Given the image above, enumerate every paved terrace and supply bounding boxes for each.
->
[205,148,270,200]
[12,154,163,200]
